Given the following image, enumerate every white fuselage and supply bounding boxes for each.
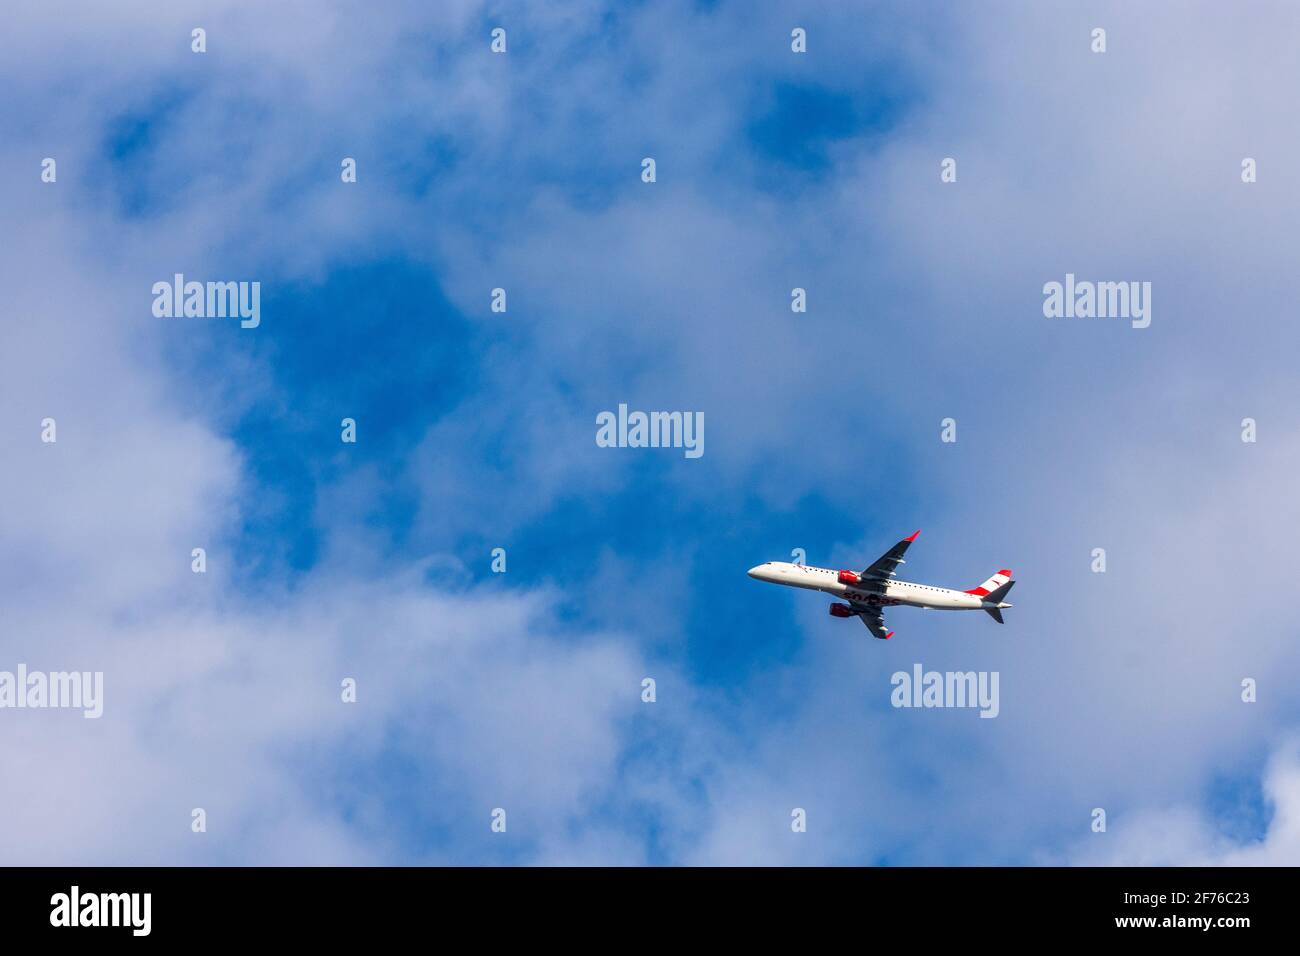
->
[746,562,987,611]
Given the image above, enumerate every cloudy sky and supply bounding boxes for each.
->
[1,0,1298,865]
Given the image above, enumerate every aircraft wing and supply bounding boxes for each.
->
[854,607,894,640]
[860,530,920,581]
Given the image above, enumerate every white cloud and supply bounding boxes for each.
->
[1065,736,1300,865]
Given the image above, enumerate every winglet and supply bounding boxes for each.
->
[905,530,920,542]
[884,631,894,639]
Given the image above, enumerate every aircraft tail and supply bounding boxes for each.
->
[981,580,1015,623]
[966,569,1013,597]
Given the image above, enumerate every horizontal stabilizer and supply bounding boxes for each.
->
[986,580,1015,604]
[985,606,1004,624]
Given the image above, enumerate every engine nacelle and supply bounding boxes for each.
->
[837,570,860,585]
[829,603,854,618]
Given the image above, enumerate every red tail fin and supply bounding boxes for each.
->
[965,569,1012,597]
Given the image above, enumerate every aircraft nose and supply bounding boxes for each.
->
[747,565,762,578]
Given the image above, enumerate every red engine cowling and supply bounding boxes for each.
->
[829,603,854,618]
[837,570,860,585]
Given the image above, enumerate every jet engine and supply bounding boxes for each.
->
[837,570,860,585]
[829,603,854,618]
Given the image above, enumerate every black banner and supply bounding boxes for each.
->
[0,866,1280,942]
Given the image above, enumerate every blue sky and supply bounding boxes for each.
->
[2,0,1299,865]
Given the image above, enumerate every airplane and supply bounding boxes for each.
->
[746,531,1014,640]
